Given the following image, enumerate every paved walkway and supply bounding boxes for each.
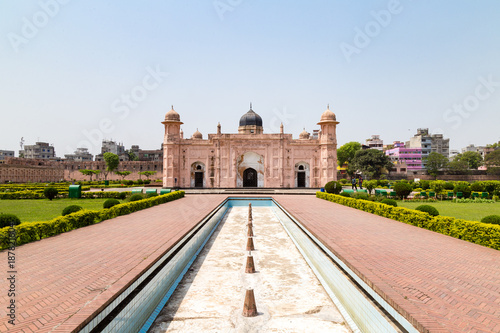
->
[275,196,500,333]
[0,195,226,333]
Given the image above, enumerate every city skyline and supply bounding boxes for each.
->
[1,1,499,156]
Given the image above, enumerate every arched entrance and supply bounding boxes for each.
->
[191,162,205,188]
[297,165,306,187]
[243,168,257,187]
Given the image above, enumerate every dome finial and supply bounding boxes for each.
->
[250,102,252,110]
[172,105,174,110]
[327,104,329,110]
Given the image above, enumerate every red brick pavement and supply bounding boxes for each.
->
[0,195,226,333]
[275,196,500,333]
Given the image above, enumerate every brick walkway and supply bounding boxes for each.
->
[0,195,226,333]
[275,196,500,333]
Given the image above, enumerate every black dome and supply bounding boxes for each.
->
[239,109,263,127]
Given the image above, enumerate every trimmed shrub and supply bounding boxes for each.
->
[415,205,439,216]
[146,192,159,198]
[324,181,342,194]
[43,187,59,200]
[454,182,472,198]
[381,199,397,207]
[420,180,430,190]
[339,178,349,185]
[393,181,413,199]
[471,182,485,192]
[129,193,144,202]
[62,205,83,216]
[353,192,370,200]
[339,192,352,198]
[364,180,377,195]
[0,214,21,228]
[444,182,455,190]
[316,192,500,250]
[118,192,127,200]
[103,199,120,209]
[481,215,500,225]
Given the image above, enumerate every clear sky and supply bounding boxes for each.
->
[1,0,499,156]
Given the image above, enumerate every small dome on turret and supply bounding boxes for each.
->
[165,105,180,121]
[192,129,202,139]
[299,128,310,139]
[320,105,336,122]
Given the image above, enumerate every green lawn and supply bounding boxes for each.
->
[397,201,500,221]
[0,199,117,222]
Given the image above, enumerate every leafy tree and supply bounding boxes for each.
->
[337,142,362,167]
[446,159,469,175]
[349,149,392,179]
[425,152,448,178]
[487,141,500,149]
[115,170,132,180]
[103,152,120,180]
[138,171,156,180]
[126,150,139,161]
[454,151,483,169]
[79,169,100,181]
[485,149,500,167]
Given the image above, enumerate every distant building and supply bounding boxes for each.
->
[64,148,93,162]
[431,134,449,158]
[461,144,493,159]
[0,150,14,161]
[130,145,163,161]
[95,140,126,161]
[365,135,383,151]
[19,142,56,159]
[385,147,423,173]
[449,149,460,161]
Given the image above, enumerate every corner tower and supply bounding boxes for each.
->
[162,106,183,187]
[317,105,339,185]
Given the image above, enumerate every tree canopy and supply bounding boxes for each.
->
[454,151,483,169]
[115,170,132,180]
[348,149,392,179]
[425,152,448,178]
[79,169,100,181]
[485,149,500,167]
[103,152,120,180]
[337,142,362,167]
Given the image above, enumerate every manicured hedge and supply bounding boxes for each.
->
[316,192,500,250]
[82,191,132,199]
[0,191,185,250]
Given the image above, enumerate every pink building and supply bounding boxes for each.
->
[162,105,339,188]
[385,147,423,171]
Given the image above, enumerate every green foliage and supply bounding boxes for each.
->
[349,149,392,179]
[447,159,469,175]
[0,191,185,250]
[381,199,397,207]
[364,180,377,195]
[425,152,449,178]
[444,182,455,190]
[43,187,59,201]
[353,192,370,200]
[481,215,500,225]
[324,181,342,194]
[339,178,349,185]
[62,205,83,216]
[317,192,500,250]
[138,171,156,179]
[81,191,132,199]
[129,193,144,202]
[393,181,413,199]
[484,149,500,168]
[454,182,472,198]
[126,149,139,161]
[339,191,352,198]
[79,169,100,181]
[415,205,439,216]
[146,192,159,198]
[455,151,483,170]
[337,142,362,167]
[0,214,21,228]
[103,198,120,209]
[115,171,132,180]
[454,198,495,203]
[103,152,120,180]
[470,182,485,192]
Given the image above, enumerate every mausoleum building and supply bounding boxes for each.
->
[162,105,339,188]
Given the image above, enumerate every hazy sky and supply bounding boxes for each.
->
[1,1,499,156]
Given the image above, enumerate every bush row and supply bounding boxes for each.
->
[316,192,500,250]
[81,191,131,199]
[0,191,185,250]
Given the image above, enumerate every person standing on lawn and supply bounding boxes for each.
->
[358,175,363,189]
